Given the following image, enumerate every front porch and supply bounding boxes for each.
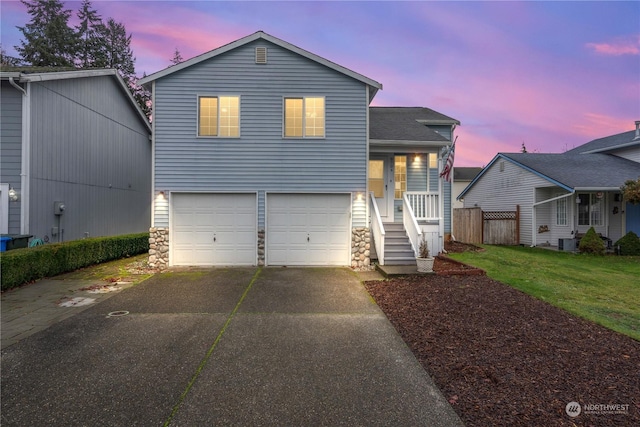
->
[532,189,626,250]
[369,191,443,266]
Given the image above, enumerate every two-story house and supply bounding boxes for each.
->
[140,31,458,268]
[1,69,152,245]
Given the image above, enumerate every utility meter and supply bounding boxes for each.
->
[54,201,65,215]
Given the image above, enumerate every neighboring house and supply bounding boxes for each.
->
[140,31,459,267]
[0,69,152,243]
[458,122,640,249]
[452,167,482,209]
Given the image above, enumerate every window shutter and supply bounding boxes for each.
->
[255,47,267,64]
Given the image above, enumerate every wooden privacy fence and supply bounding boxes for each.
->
[453,206,520,245]
[453,207,482,244]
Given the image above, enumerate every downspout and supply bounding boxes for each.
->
[365,85,370,229]
[438,146,445,251]
[10,77,30,235]
[150,81,156,228]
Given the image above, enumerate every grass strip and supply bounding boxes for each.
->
[449,245,640,340]
[163,267,262,426]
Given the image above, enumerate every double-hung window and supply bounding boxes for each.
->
[284,97,325,138]
[555,193,567,226]
[198,96,239,137]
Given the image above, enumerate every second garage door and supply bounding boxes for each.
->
[172,193,256,266]
[267,193,351,266]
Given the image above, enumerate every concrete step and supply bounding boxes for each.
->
[384,257,417,266]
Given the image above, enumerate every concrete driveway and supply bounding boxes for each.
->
[1,267,462,426]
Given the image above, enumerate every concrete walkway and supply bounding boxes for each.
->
[1,264,462,426]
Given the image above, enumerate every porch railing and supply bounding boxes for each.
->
[369,192,385,265]
[403,194,422,256]
[405,192,439,221]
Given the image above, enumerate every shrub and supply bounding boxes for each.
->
[578,227,605,255]
[1,233,148,291]
[614,231,640,256]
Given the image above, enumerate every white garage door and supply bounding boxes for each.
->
[171,193,256,266]
[267,193,351,266]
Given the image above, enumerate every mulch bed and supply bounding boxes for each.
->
[365,244,639,426]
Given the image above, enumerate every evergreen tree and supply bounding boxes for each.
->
[16,0,78,67]
[98,18,136,81]
[75,0,105,68]
[1,45,22,67]
[132,72,152,120]
[170,48,183,65]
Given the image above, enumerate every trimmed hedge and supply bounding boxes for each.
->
[1,233,149,291]
[614,231,640,256]
[578,227,605,255]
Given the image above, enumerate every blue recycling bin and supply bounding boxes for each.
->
[0,236,11,252]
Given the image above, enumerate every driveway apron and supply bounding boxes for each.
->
[1,267,462,427]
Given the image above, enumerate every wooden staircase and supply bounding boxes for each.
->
[383,223,416,265]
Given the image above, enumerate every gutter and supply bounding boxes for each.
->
[531,191,575,247]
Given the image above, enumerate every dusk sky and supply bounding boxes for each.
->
[2,1,639,166]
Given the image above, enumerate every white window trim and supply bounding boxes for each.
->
[283,96,326,139]
[577,193,605,227]
[555,193,568,226]
[197,95,241,138]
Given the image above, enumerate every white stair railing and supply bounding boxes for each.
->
[405,192,439,220]
[403,194,422,257]
[369,192,386,265]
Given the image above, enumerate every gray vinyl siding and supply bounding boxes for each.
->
[152,40,368,228]
[27,76,151,241]
[462,159,551,245]
[444,181,451,233]
[611,146,640,163]
[0,82,23,234]
[429,125,452,141]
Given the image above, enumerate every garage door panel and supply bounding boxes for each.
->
[172,193,256,266]
[267,194,351,266]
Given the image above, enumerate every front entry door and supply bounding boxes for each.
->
[627,202,640,235]
[369,156,393,222]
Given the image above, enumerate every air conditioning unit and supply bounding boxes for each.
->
[558,238,576,251]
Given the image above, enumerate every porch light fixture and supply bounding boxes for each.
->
[356,192,364,201]
[8,186,18,202]
[414,154,421,163]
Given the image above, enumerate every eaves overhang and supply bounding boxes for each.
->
[457,153,575,201]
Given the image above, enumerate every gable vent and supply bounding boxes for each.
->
[255,47,267,64]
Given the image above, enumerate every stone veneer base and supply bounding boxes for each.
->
[148,226,370,269]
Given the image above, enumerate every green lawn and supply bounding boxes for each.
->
[448,245,640,341]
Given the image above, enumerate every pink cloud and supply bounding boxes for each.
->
[586,36,640,56]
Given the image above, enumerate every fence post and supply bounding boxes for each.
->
[516,205,520,245]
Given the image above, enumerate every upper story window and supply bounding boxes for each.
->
[284,97,325,138]
[198,96,239,137]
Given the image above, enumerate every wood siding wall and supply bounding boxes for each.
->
[0,82,23,234]
[462,158,551,245]
[28,76,151,241]
[152,40,369,229]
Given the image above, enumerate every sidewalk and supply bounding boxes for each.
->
[1,254,153,350]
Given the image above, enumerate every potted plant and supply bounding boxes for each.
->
[416,235,434,273]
